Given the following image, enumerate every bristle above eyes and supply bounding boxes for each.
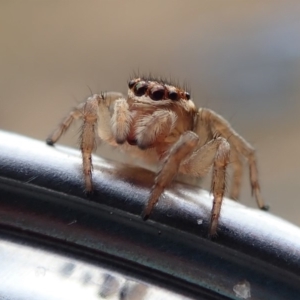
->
[129,72,190,93]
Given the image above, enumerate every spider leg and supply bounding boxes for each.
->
[111,98,132,144]
[229,148,243,200]
[80,95,100,193]
[209,138,230,236]
[179,137,230,236]
[81,92,125,192]
[142,131,199,220]
[197,108,268,210]
[46,102,85,145]
[47,92,125,192]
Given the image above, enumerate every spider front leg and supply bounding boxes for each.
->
[142,131,199,220]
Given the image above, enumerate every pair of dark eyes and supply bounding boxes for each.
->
[128,80,190,101]
[134,82,168,101]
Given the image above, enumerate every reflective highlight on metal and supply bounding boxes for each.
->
[0,239,188,300]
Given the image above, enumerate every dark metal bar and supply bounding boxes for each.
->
[0,130,299,299]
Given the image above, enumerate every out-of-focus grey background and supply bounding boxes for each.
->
[1,1,299,226]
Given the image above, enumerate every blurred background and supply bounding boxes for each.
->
[1,1,299,227]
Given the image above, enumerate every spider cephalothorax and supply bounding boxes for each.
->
[47,76,268,236]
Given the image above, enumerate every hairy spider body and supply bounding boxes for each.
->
[47,77,268,236]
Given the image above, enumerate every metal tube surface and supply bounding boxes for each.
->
[0,130,299,299]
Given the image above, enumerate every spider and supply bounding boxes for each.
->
[46,77,268,236]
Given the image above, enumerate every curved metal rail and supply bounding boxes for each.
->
[0,130,299,299]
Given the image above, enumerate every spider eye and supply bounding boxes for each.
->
[150,86,165,101]
[128,79,136,89]
[168,91,179,101]
[134,81,148,96]
[185,92,191,100]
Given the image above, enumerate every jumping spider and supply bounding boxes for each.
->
[46,77,268,236]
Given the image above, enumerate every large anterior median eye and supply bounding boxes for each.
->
[149,85,165,101]
[134,81,148,96]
